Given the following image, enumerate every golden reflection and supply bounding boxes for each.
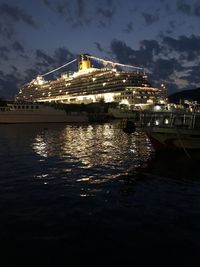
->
[31,123,153,184]
[32,135,48,158]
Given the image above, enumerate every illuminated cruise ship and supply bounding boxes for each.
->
[16,54,166,106]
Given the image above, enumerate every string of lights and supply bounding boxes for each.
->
[88,55,143,70]
[41,58,77,77]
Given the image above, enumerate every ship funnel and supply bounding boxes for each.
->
[79,54,91,70]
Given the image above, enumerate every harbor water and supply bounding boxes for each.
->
[1,122,200,266]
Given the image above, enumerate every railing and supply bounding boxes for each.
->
[138,111,200,130]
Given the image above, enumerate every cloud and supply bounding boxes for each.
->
[109,36,200,92]
[142,13,159,25]
[36,49,55,67]
[162,35,200,61]
[194,3,200,17]
[0,46,10,61]
[42,0,51,7]
[94,42,104,52]
[154,58,181,79]
[0,21,15,39]
[124,22,134,33]
[110,39,161,68]
[0,3,39,28]
[176,0,191,15]
[77,0,84,18]
[97,7,115,19]
[0,71,21,98]
[53,47,76,66]
[176,0,200,17]
[12,41,24,53]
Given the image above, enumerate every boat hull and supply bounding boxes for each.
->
[146,128,200,151]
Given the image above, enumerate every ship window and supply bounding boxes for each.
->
[18,106,21,109]
[36,106,39,109]
[14,106,17,109]
[22,106,25,109]
[26,106,29,109]
[31,106,34,109]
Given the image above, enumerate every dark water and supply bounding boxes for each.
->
[1,122,200,266]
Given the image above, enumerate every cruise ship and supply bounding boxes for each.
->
[16,54,166,106]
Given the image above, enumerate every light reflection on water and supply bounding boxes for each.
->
[31,123,153,185]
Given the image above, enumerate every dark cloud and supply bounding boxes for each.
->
[176,1,200,17]
[140,40,161,56]
[0,46,10,61]
[94,42,104,52]
[154,58,181,79]
[163,35,200,52]
[0,21,15,39]
[12,41,24,53]
[23,68,39,83]
[124,22,134,33]
[77,0,84,18]
[42,0,51,7]
[142,13,159,25]
[169,20,176,29]
[0,71,21,98]
[194,3,200,17]
[0,46,77,98]
[0,3,39,28]
[55,0,70,17]
[110,39,161,68]
[53,47,75,66]
[11,65,18,72]
[97,7,115,19]
[176,0,191,15]
[109,37,199,93]
[110,39,136,65]
[36,49,55,67]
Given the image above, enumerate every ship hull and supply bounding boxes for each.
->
[0,104,88,124]
[0,114,88,124]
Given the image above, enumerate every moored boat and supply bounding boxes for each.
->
[0,103,89,124]
[141,107,200,151]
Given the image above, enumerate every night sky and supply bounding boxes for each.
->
[0,0,200,99]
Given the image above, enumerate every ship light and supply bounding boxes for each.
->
[164,118,169,124]
[123,80,126,83]
[59,90,62,92]
[92,78,96,81]
[104,93,114,103]
[155,120,159,125]
[154,105,161,111]
[115,73,120,76]
[103,82,106,87]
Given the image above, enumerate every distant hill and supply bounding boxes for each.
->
[168,88,200,104]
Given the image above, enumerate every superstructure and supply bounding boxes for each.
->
[16,54,166,106]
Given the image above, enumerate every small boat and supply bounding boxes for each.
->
[0,103,89,124]
[140,105,200,151]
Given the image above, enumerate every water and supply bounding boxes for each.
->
[0,122,200,266]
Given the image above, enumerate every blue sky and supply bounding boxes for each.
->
[0,0,200,98]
